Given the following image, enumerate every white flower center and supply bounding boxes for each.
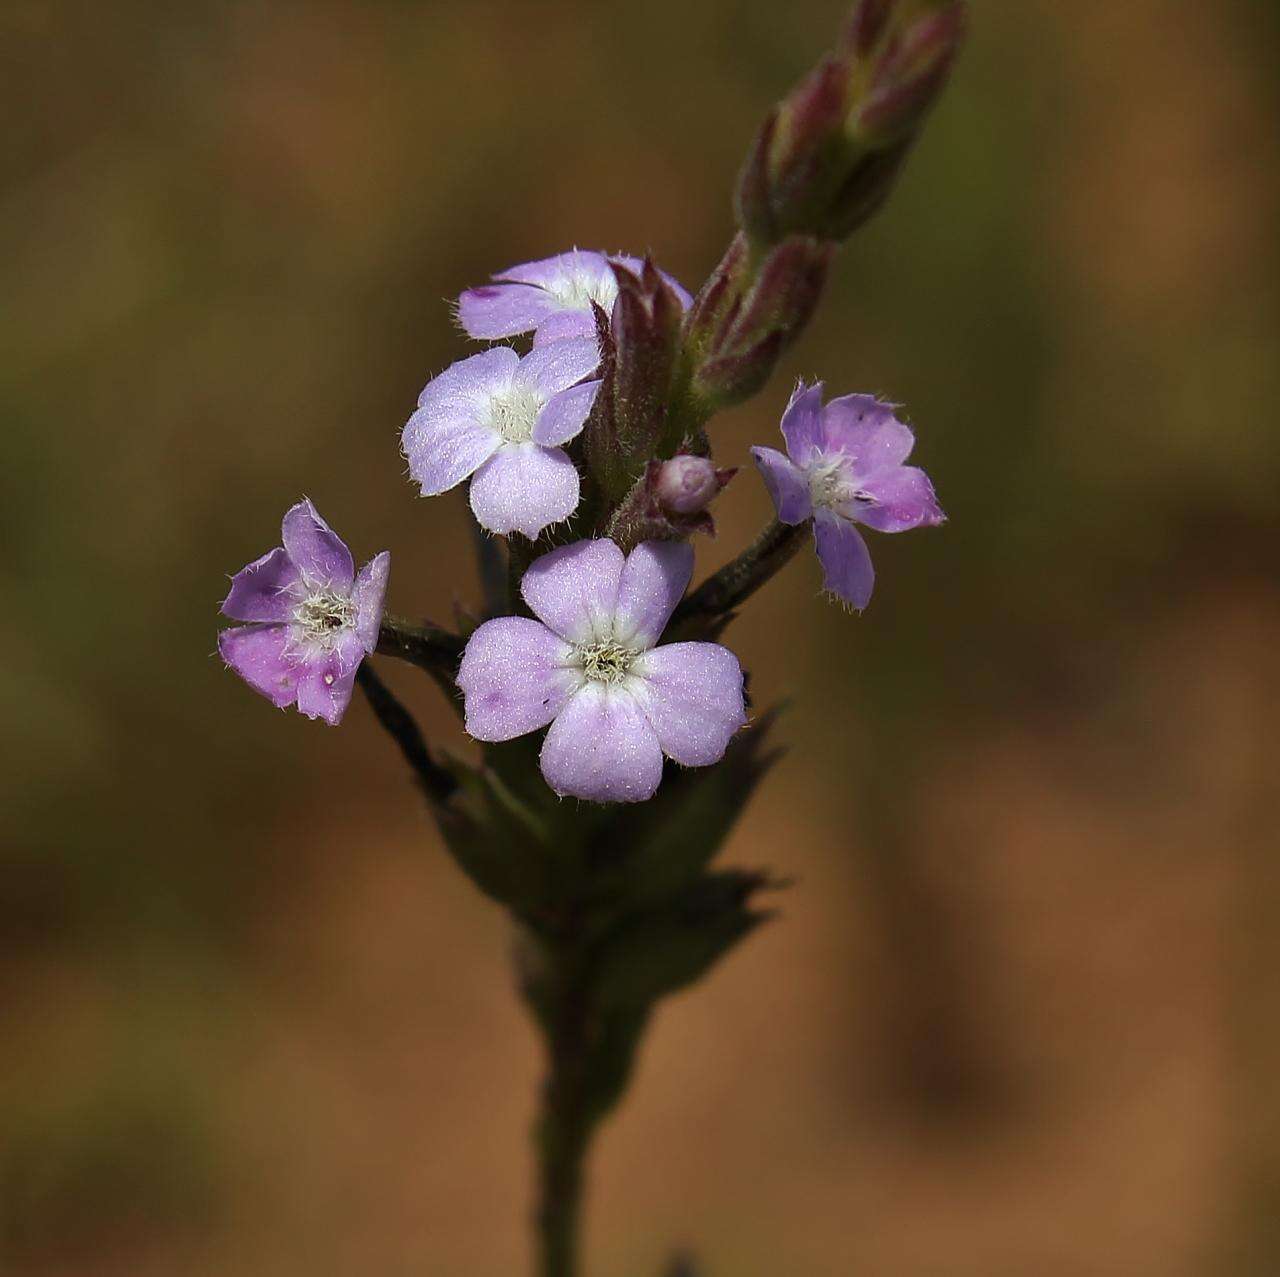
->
[807,456,871,514]
[487,385,542,444]
[574,640,637,685]
[547,267,616,313]
[293,588,355,650]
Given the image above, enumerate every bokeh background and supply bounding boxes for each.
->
[4,1,1278,1273]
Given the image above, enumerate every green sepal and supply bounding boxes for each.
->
[591,869,776,1011]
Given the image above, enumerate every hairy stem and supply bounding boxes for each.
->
[355,663,455,802]
[376,615,462,711]
[671,518,807,630]
[508,536,537,613]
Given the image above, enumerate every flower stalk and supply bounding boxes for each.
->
[671,519,808,635]
[212,5,965,1274]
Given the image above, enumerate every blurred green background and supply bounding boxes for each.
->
[3,1,1277,1274]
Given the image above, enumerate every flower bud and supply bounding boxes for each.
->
[654,455,720,515]
[733,0,966,246]
[584,257,685,505]
[692,235,833,408]
[604,455,736,551]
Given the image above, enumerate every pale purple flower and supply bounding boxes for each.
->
[751,381,944,610]
[218,499,389,726]
[457,249,693,347]
[403,341,602,538]
[457,539,746,804]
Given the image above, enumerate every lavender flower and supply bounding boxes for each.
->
[218,499,389,725]
[457,249,693,347]
[751,381,943,609]
[457,539,746,803]
[403,341,602,538]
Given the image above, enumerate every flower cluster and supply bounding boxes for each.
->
[210,8,967,1269]
[217,246,944,797]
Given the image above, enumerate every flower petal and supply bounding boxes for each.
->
[539,682,664,803]
[532,380,601,447]
[404,349,516,496]
[632,642,746,767]
[295,654,358,726]
[468,443,580,538]
[281,499,354,591]
[415,346,519,410]
[751,446,813,525]
[495,249,610,290]
[851,465,945,533]
[613,540,693,650]
[351,550,391,652]
[457,617,579,742]
[221,547,301,623]
[813,510,875,610]
[779,380,826,464]
[531,309,598,347]
[520,539,625,645]
[820,394,914,473]
[457,283,560,340]
[218,624,299,709]
[404,410,501,497]
[514,336,601,398]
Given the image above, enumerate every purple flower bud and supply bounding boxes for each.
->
[855,4,967,143]
[585,258,686,502]
[751,381,944,610]
[457,539,747,803]
[732,0,966,245]
[692,235,832,408]
[218,499,389,725]
[654,455,721,515]
[845,0,893,56]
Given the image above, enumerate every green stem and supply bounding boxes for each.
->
[671,518,807,631]
[533,948,594,1277]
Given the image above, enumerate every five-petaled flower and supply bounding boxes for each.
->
[457,539,746,803]
[403,341,602,538]
[751,382,944,610]
[218,499,389,726]
[457,249,692,348]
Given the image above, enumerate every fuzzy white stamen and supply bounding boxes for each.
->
[806,456,872,515]
[487,386,543,444]
[573,640,637,685]
[293,589,356,650]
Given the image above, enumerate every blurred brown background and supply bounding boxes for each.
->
[3,1,1277,1274]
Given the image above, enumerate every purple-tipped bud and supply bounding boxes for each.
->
[855,4,966,143]
[654,455,724,516]
[693,235,833,408]
[585,257,688,504]
[845,0,893,56]
[732,0,966,245]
